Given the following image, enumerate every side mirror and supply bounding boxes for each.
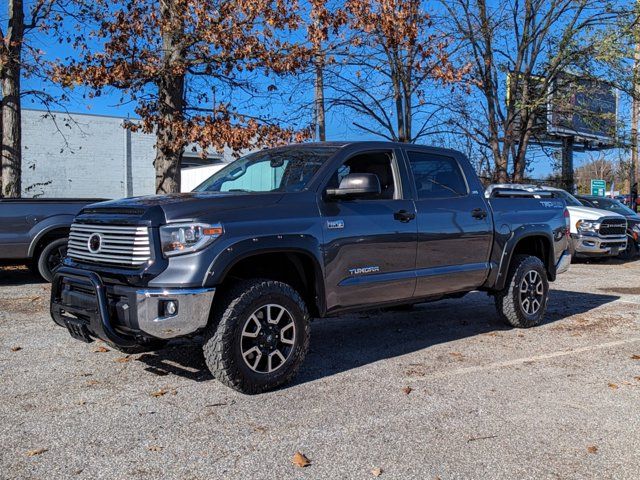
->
[326,173,381,199]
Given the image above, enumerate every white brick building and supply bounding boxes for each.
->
[21,109,234,198]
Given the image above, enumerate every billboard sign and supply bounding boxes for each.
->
[548,74,617,144]
[507,72,617,146]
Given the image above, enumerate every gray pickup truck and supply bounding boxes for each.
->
[50,142,571,393]
[0,198,102,281]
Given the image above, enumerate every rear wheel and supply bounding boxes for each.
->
[36,238,68,282]
[203,279,310,394]
[495,255,549,328]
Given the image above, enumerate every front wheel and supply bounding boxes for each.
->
[36,238,68,282]
[203,279,310,394]
[495,255,549,328]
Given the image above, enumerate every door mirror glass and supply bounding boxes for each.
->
[326,173,381,199]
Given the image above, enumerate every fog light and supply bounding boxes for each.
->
[165,301,177,316]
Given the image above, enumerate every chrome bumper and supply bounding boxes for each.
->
[555,251,571,275]
[572,234,626,257]
[136,287,215,339]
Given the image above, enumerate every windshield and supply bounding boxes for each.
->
[194,147,338,193]
[582,197,636,216]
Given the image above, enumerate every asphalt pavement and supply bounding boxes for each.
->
[1,260,639,479]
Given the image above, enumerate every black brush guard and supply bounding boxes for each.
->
[50,266,139,348]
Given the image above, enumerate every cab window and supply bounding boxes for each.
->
[326,150,400,200]
[406,152,468,199]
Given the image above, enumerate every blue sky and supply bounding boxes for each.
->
[18,0,630,181]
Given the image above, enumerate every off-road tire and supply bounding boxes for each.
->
[203,279,310,394]
[36,237,68,282]
[495,255,549,328]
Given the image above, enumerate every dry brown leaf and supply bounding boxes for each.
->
[76,400,86,405]
[148,445,163,452]
[26,448,48,457]
[634,376,640,381]
[402,386,413,395]
[150,387,176,397]
[608,383,618,390]
[587,445,598,454]
[86,380,99,386]
[93,346,110,353]
[631,354,640,360]
[10,346,22,352]
[371,466,383,476]
[115,356,131,363]
[292,451,311,468]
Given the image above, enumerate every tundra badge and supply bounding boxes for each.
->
[327,219,345,229]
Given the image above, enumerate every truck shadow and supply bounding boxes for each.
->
[135,289,619,385]
[0,266,45,286]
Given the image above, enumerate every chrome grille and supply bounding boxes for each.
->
[599,218,627,237]
[67,223,151,266]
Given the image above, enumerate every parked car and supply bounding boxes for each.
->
[0,198,104,281]
[487,184,627,259]
[50,142,571,394]
[576,195,640,259]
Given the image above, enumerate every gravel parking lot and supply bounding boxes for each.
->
[1,260,639,479]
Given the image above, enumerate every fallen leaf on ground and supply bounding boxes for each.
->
[115,356,131,363]
[608,383,618,390]
[631,354,640,360]
[371,467,383,476]
[402,386,412,395]
[150,387,176,397]
[93,346,110,353]
[86,380,100,386]
[10,346,22,352]
[148,445,163,452]
[76,400,86,405]
[292,452,311,467]
[26,448,48,457]
[449,352,464,359]
[587,445,598,454]
[634,376,640,381]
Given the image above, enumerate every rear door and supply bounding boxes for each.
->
[318,148,418,311]
[404,149,493,297]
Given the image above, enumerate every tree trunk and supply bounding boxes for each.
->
[314,55,326,142]
[155,72,185,194]
[155,0,185,195]
[1,0,24,198]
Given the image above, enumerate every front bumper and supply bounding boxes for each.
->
[51,266,215,346]
[571,234,627,257]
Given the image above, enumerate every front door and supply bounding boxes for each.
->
[318,149,418,311]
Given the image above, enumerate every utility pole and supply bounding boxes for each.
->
[630,1,640,211]
[561,136,574,192]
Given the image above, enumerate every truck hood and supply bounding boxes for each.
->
[86,192,285,223]
[567,205,624,221]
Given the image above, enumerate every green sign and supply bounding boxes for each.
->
[591,179,606,196]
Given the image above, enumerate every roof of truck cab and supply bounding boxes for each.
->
[280,141,465,155]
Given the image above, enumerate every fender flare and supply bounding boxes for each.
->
[204,234,327,315]
[492,227,556,291]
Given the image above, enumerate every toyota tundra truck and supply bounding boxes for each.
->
[50,142,571,393]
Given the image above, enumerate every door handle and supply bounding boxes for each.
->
[471,208,488,220]
[394,210,416,222]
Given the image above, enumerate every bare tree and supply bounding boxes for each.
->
[441,0,620,183]
[328,0,468,143]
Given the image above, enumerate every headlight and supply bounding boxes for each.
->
[576,220,599,233]
[159,223,223,257]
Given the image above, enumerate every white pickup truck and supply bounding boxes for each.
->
[487,185,627,258]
